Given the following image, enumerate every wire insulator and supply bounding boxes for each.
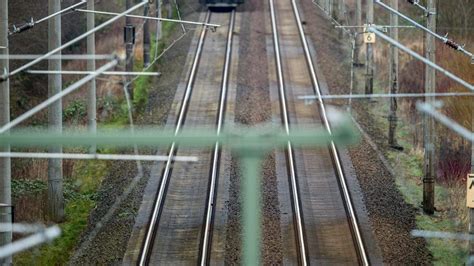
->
[10,23,35,35]
[445,39,459,50]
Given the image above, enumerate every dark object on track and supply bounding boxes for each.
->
[200,0,244,11]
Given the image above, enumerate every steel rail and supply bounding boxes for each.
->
[138,11,211,266]
[199,10,235,265]
[290,0,369,265]
[269,0,308,264]
[2,0,148,81]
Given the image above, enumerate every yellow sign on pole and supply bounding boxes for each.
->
[364,32,376,44]
[467,174,474,208]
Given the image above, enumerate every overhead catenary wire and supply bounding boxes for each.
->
[26,70,161,76]
[0,54,114,60]
[417,102,474,142]
[0,225,61,259]
[375,0,474,60]
[1,0,148,81]
[0,59,118,134]
[368,26,474,92]
[298,91,474,100]
[74,9,221,29]
[405,0,429,13]
[9,1,87,36]
[0,152,197,162]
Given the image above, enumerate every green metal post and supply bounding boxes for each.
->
[240,153,263,266]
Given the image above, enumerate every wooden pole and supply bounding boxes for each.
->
[87,0,96,154]
[388,0,399,147]
[0,0,12,263]
[48,0,65,222]
[422,0,436,215]
[365,0,374,96]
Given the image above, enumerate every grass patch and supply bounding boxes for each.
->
[14,199,95,266]
[368,98,470,264]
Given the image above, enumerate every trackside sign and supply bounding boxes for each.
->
[467,174,474,208]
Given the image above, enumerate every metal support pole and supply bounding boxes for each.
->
[164,0,173,19]
[422,0,436,215]
[48,0,64,222]
[388,0,399,147]
[154,0,162,62]
[240,154,262,266]
[354,0,362,65]
[337,0,345,23]
[471,92,474,262]
[143,3,151,67]
[365,0,374,95]
[0,0,11,264]
[87,0,96,154]
[125,0,134,100]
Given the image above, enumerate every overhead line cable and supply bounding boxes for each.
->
[299,91,474,100]
[0,54,114,60]
[368,26,474,91]
[74,9,221,29]
[376,0,474,61]
[0,0,148,81]
[0,58,118,134]
[9,1,87,36]
[0,152,197,162]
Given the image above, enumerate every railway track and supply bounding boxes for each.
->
[137,1,369,264]
[269,0,369,264]
[138,10,235,265]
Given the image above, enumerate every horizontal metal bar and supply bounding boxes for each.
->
[3,0,147,80]
[375,0,473,59]
[9,1,87,35]
[37,1,86,24]
[0,152,197,162]
[0,223,47,234]
[0,226,61,259]
[74,9,221,29]
[27,70,161,76]
[299,92,474,100]
[335,25,415,28]
[416,102,474,142]
[0,59,118,134]
[0,54,114,60]
[0,123,359,150]
[369,27,474,92]
[411,230,474,241]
